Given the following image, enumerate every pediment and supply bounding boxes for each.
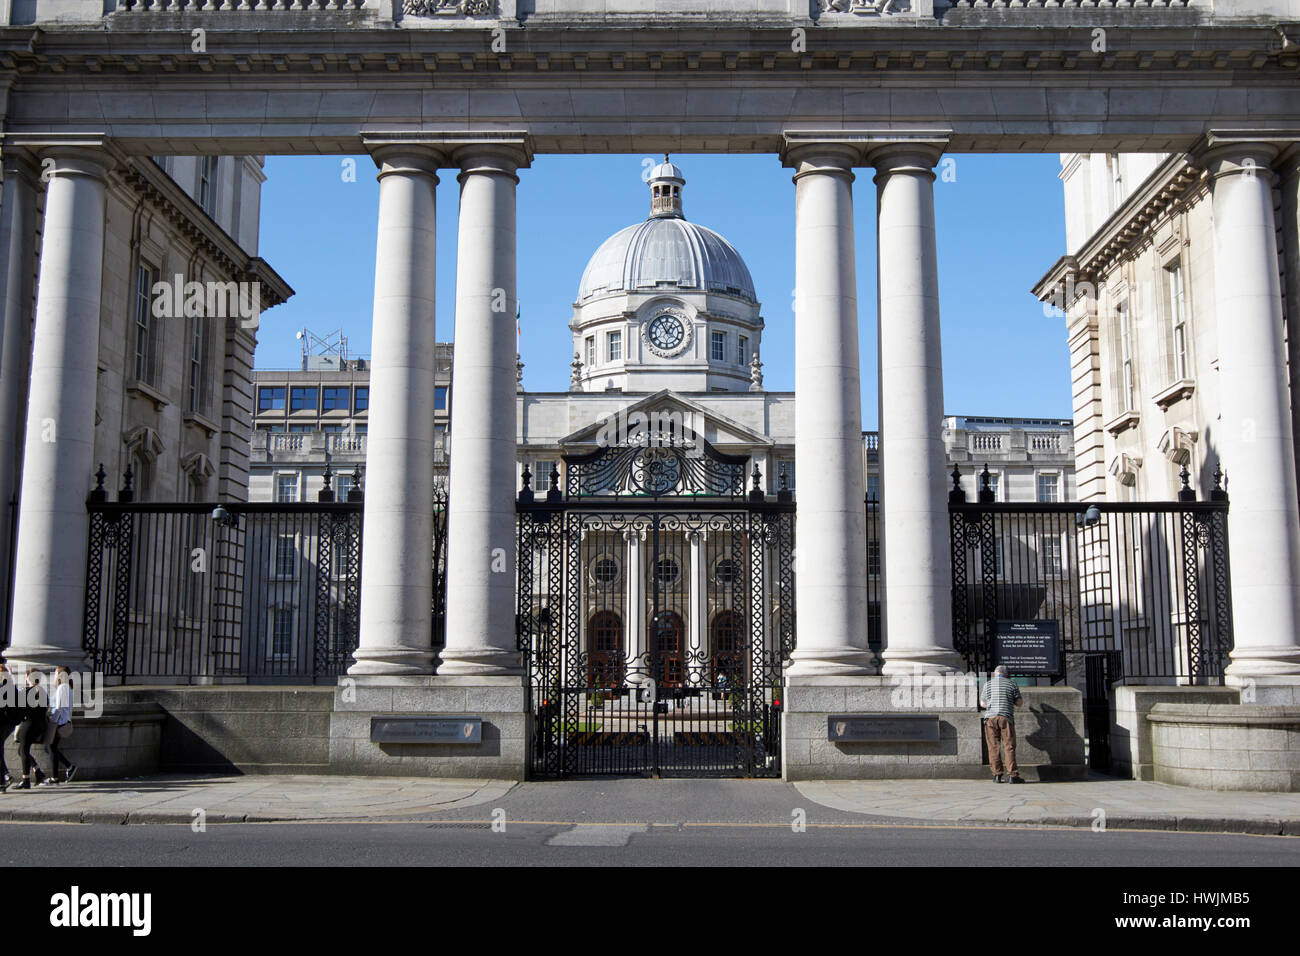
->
[558,389,773,449]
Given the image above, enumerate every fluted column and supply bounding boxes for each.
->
[0,153,39,642]
[5,148,110,672]
[869,141,961,676]
[783,144,871,677]
[1200,135,1300,682]
[351,145,442,675]
[439,143,530,676]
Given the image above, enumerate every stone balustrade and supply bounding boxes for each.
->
[117,0,366,9]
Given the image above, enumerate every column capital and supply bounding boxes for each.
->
[865,141,947,182]
[1192,130,1300,180]
[780,130,949,170]
[364,141,446,181]
[1,149,42,187]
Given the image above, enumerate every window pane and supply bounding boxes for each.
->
[321,387,349,411]
[259,387,286,411]
[710,330,725,362]
[435,386,448,410]
[353,387,369,412]
[290,387,318,411]
[607,331,622,362]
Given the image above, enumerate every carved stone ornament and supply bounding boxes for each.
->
[403,0,494,16]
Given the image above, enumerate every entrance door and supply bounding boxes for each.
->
[650,610,684,689]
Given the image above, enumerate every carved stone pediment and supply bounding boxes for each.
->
[819,0,930,17]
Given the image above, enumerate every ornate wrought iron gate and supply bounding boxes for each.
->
[517,437,794,778]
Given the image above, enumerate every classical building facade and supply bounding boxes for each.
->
[0,150,290,646]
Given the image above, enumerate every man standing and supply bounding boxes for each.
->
[980,664,1024,784]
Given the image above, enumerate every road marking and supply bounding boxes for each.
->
[546,824,649,846]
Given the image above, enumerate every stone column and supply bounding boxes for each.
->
[0,153,39,639]
[5,148,110,672]
[439,143,530,676]
[869,141,961,676]
[351,145,442,675]
[1278,148,1300,512]
[782,144,871,677]
[1200,135,1300,687]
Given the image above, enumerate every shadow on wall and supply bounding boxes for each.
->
[1023,702,1086,781]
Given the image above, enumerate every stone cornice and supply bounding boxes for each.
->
[117,158,294,308]
[3,22,1298,78]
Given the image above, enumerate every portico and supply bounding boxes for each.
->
[2,6,1300,780]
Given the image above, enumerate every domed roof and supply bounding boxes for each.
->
[576,159,757,305]
[577,217,757,304]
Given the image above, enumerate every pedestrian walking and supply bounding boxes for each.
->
[13,670,49,790]
[46,666,76,784]
[979,664,1024,784]
[0,663,21,792]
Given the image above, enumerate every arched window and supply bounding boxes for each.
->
[710,610,745,686]
[587,611,624,690]
[651,610,684,688]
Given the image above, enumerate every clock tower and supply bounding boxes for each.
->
[569,158,764,394]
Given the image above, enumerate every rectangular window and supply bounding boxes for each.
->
[133,263,157,383]
[738,335,749,366]
[585,336,595,368]
[353,387,369,412]
[711,330,726,362]
[335,474,354,502]
[187,317,206,414]
[779,460,795,490]
[198,156,219,217]
[274,535,297,579]
[607,331,622,363]
[1041,536,1064,577]
[867,540,881,577]
[321,387,350,411]
[258,386,286,412]
[275,474,299,503]
[1118,300,1136,412]
[988,473,1001,502]
[1037,474,1059,503]
[867,474,880,502]
[289,386,318,411]
[287,424,314,433]
[994,539,1004,578]
[535,460,555,488]
[1165,260,1188,381]
[271,608,293,659]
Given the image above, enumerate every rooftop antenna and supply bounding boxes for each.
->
[297,326,350,371]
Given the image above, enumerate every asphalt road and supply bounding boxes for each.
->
[2,779,1297,867]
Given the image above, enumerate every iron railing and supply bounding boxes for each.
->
[81,468,449,684]
[948,465,1232,685]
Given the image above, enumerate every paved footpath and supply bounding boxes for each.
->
[795,778,1300,835]
[0,773,1298,835]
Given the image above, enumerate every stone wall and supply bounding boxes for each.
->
[110,686,333,774]
[2,701,164,781]
[1110,685,1239,780]
[1149,703,1300,791]
[781,676,1085,781]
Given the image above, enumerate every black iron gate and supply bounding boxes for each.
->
[517,436,794,778]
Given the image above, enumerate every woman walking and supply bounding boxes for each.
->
[46,667,76,784]
[0,663,20,792]
[14,670,49,790]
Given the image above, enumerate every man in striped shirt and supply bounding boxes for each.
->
[979,665,1025,784]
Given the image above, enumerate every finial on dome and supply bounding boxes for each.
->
[648,155,685,220]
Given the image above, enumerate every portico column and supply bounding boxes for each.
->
[625,526,643,674]
[782,144,871,676]
[351,145,442,675]
[1200,135,1300,683]
[688,530,704,685]
[869,141,961,676]
[5,148,110,672]
[439,143,530,676]
[0,153,39,641]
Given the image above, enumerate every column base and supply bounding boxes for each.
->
[2,644,89,674]
[347,646,438,677]
[436,648,524,677]
[330,674,526,779]
[1225,647,1300,679]
[880,648,964,676]
[786,648,875,678]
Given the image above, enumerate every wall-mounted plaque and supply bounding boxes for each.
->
[370,715,483,744]
[827,714,941,743]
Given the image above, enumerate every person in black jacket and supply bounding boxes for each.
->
[0,664,20,792]
[13,670,48,790]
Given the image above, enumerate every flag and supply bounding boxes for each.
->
[516,301,521,338]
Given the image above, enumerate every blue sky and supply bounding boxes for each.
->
[257,152,1071,430]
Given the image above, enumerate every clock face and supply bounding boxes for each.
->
[647,314,686,352]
